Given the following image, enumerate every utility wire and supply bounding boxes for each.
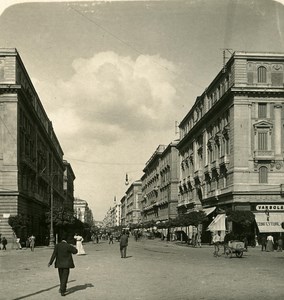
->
[67,4,202,89]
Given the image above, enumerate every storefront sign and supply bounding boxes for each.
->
[256,204,284,211]
[254,212,284,233]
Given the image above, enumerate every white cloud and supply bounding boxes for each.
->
[32,51,180,219]
[37,51,179,144]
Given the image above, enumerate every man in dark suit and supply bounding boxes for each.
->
[120,230,128,258]
[48,234,78,296]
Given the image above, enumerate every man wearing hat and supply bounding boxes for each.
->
[48,234,78,296]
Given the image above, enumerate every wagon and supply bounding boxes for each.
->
[225,240,247,258]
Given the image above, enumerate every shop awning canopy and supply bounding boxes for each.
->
[254,213,284,233]
[207,214,226,232]
[202,206,216,216]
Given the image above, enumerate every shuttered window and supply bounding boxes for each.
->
[259,166,268,183]
[257,66,267,83]
[258,132,268,150]
[258,103,267,118]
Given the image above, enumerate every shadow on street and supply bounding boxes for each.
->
[66,283,94,295]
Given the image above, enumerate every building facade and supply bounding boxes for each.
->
[74,197,93,224]
[177,51,284,234]
[63,160,76,211]
[125,180,142,226]
[0,48,75,245]
[141,143,179,223]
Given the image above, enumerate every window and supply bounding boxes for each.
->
[259,166,268,183]
[258,132,268,150]
[258,103,267,118]
[257,66,267,83]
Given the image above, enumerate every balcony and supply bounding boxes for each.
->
[254,150,275,161]
[194,169,203,185]
[204,164,211,176]
[210,160,220,172]
[219,155,229,166]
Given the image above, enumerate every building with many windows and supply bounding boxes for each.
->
[177,51,284,234]
[141,142,179,223]
[74,197,93,225]
[125,180,142,226]
[0,48,75,244]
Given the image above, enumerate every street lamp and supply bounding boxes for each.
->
[265,208,270,221]
[49,174,55,247]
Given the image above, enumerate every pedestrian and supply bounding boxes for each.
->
[25,237,30,249]
[196,234,202,248]
[243,236,248,251]
[48,234,78,296]
[74,233,86,255]
[120,230,128,258]
[16,237,22,250]
[261,235,267,251]
[29,234,36,251]
[212,231,221,257]
[1,237,7,250]
[109,234,114,244]
[266,234,274,252]
[277,236,283,252]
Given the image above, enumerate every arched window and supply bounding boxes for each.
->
[257,66,267,83]
[259,166,268,183]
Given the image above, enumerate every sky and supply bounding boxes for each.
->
[1,0,284,220]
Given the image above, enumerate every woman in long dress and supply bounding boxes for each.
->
[266,235,274,252]
[74,233,86,255]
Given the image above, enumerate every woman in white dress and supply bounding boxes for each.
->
[266,235,274,252]
[74,233,86,255]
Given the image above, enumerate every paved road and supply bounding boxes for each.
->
[0,237,283,300]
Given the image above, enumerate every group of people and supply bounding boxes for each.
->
[15,235,36,251]
[48,230,129,296]
[260,234,283,252]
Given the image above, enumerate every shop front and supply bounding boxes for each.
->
[253,204,284,246]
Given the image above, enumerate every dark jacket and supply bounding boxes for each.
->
[120,234,128,247]
[49,241,78,268]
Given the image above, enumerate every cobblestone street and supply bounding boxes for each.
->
[1,237,284,300]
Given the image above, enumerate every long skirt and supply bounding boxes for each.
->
[266,240,274,252]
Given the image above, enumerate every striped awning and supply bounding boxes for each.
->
[207,214,226,232]
[254,213,284,233]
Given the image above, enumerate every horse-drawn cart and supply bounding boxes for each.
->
[225,240,247,258]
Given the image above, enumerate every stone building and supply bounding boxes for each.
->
[177,51,284,235]
[141,142,179,223]
[125,180,142,226]
[0,48,75,245]
[74,198,93,224]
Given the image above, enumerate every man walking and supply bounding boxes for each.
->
[120,230,128,258]
[48,234,78,296]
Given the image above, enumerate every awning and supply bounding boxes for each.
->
[254,213,284,233]
[207,214,226,232]
[202,206,216,216]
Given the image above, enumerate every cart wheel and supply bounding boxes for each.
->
[236,251,243,258]
[225,248,232,258]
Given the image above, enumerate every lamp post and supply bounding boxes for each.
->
[49,175,55,247]
[265,208,270,221]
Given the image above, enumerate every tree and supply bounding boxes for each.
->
[226,211,255,227]
[8,214,28,237]
[45,207,84,240]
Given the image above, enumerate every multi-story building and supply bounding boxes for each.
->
[120,195,126,227]
[177,51,284,235]
[74,197,93,225]
[141,142,179,223]
[102,197,121,229]
[125,180,142,226]
[63,160,76,211]
[0,48,75,245]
